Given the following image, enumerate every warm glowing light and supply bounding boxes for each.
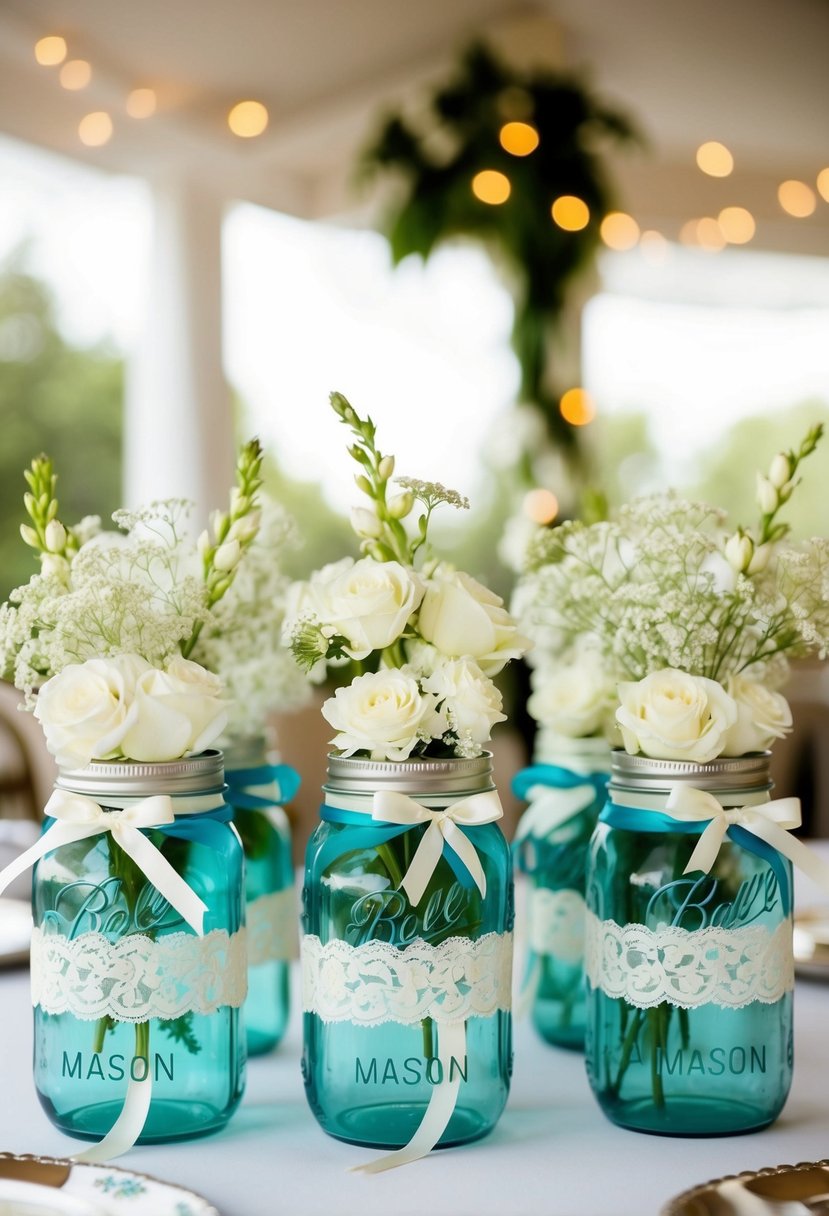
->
[228,100,269,138]
[679,220,699,245]
[551,195,589,232]
[778,179,816,218]
[696,217,726,252]
[126,88,157,118]
[600,211,640,251]
[499,121,539,157]
[78,112,113,148]
[34,36,67,66]
[696,141,733,177]
[523,488,559,525]
[817,168,829,203]
[59,59,91,90]
[559,387,596,426]
[639,229,669,264]
[471,169,511,205]
[718,206,755,244]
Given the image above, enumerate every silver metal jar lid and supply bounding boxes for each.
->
[221,735,269,770]
[324,753,495,802]
[610,749,771,797]
[56,749,226,799]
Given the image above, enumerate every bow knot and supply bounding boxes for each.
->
[0,789,207,934]
[371,788,503,907]
[664,784,829,894]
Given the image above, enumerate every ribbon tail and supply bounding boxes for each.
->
[116,826,207,935]
[683,819,729,875]
[750,819,829,893]
[72,1074,152,1164]
[399,825,444,908]
[0,822,102,899]
[444,823,487,899]
[350,1021,466,1174]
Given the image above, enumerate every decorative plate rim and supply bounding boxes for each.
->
[661,1157,829,1214]
[0,1151,220,1214]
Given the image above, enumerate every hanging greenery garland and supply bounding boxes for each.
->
[362,43,637,459]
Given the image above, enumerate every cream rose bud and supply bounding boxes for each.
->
[33,654,152,768]
[417,566,530,676]
[721,675,793,756]
[756,473,778,515]
[120,657,227,763]
[616,668,738,763]
[349,507,383,539]
[528,662,615,738]
[322,557,424,660]
[768,452,792,490]
[213,539,241,572]
[44,520,67,553]
[724,531,753,574]
[322,668,443,761]
[422,657,506,745]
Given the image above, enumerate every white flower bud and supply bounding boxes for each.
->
[725,531,753,574]
[756,473,778,515]
[768,453,792,490]
[210,509,228,540]
[387,491,414,520]
[44,520,67,553]
[196,530,211,558]
[378,455,395,480]
[229,488,250,516]
[213,539,242,572]
[350,507,383,539]
[19,523,39,548]
[747,543,771,575]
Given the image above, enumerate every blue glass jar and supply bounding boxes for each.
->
[302,755,513,1160]
[585,751,793,1136]
[225,738,299,1057]
[513,732,610,1050]
[31,752,246,1145]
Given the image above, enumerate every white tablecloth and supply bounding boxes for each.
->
[1,963,828,1216]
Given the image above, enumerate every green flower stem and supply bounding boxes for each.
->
[421,1017,434,1059]
[648,1006,666,1109]
[376,843,404,890]
[612,1006,643,1094]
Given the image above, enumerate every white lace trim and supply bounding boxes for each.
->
[528,887,586,964]
[247,887,298,966]
[30,926,248,1022]
[302,932,513,1026]
[584,910,793,1010]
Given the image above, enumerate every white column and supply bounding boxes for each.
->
[125,177,234,527]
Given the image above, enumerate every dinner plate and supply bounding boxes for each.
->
[663,1158,829,1214]
[793,909,829,981]
[0,902,31,968]
[0,1155,219,1216]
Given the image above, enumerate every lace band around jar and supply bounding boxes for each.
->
[30,927,248,1022]
[584,910,794,1011]
[302,931,513,1027]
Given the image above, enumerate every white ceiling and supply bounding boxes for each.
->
[0,0,826,249]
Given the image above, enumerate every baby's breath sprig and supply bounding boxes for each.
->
[184,438,264,657]
[19,455,78,576]
[395,477,469,562]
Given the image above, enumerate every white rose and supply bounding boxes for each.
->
[417,565,530,675]
[315,557,424,660]
[721,675,793,756]
[616,668,738,763]
[34,654,152,768]
[322,668,443,761]
[528,659,615,738]
[120,656,227,762]
[421,656,506,746]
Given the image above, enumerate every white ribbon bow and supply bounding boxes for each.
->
[372,788,503,907]
[665,784,829,891]
[514,782,598,845]
[0,789,207,935]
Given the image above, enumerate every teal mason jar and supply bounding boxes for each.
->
[31,752,246,1144]
[225,738,299,1057]
[585,751,794,1136]
[513,732,610,1050]
[302,755,513,1161]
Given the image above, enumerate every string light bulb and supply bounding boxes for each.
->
[34,36,67,66]
[778,180,816,218]
[499,121,539,157]
[126,88,157,119]
[696,141,733,177]
[523,489,559,524]
[472,170,511,204]
[817,168,829,204]
[551,195,589,232]
[600,212,640,251]
[228,100,269,138]
[59,59,91,90]
[718,206,755,244]
[78,112,113,148]
[559,387,596,426]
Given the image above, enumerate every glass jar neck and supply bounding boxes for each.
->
[609,748,772,811]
